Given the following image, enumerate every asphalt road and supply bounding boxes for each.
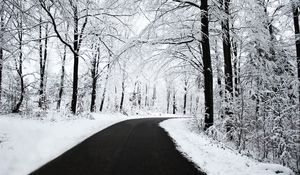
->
[30,118,206,175]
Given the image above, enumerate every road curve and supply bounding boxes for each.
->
[30,118,206,175]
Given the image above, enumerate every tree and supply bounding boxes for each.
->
[0,1,8,108]
[168,0,214,129]
[182,73,191,115]
[291,2,300,106]
[89,43,100,112]
[56,24,68,110]
[200,0,214,130]
[151,85,157,107]
[144,84,149,108]
[172,88,177,114]
[119,61,127,112]
[99,61,110,112]
[0,8,3,107]
[38,16,49,109]
[166,79,172,113]
[39,0,88,114]
[183,79,188,114]
[220,0,233,119]
[12,3,25,113]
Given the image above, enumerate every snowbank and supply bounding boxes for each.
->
[0,112,130,175]
[160,118,295,175]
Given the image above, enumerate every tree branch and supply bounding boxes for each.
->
[173,0,201,9]
[39,0,75,55]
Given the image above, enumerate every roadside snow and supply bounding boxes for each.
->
[160,118,295,175]
[0,112,130,175]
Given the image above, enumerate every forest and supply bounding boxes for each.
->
[0,0,299,174]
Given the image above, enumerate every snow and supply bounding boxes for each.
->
[160,118,295,175]
[0,112,131,175]
[1,113,292,175]
[130,110,185,118]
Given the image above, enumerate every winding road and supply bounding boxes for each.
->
[30,118,205,175]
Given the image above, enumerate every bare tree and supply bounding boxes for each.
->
[119,65,126,111]
[0,9,3,106]
[220,0,233,123]
[12,10,24,113]
[39,0,88,114]
[99,61,110,112]
[174,0,214,129]
[172,88,177,114]
[151,85,156,107]
[292,3,300,106]
[90,43,100,112]
[166,80,172,113]
[220,0,233,96]
[38,16,49,109]
[56,24,68,110]
[183,76,188,114]
[144,83,149,108]
[200,0,214,130]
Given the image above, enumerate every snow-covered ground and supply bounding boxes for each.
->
[2,113,290,175]
[128,109,186,118]
[0,112,131,175]
[160,118,295,175]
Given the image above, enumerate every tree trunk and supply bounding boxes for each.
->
[38,17,43,108]
[42,24,48,109]
[292,4,300,106]
[0,14,3,106]
[12,71,24,113]
[212,37,224,118]
[56,49,67,109]
[221,0,233,95]
[263,4,276,61]
[38,19,48,109]
[152,85,156,107]
[12,29,24,113]
[114,85,118,110]
[71,5,79,114]
[0,45,2,107]
[90,44,99,112]
[144,84,148,107]
[120,70,125,111]
[56,50,66,110]
[120,86,125,111]
[201,0,214,130]
[172,90,176,114]
[215,41,223,99]
[99,64,110,112]
[220,0,233,119]
[137,82,141,108]
[99,84,107,112]
[90,63,97,112]
[56,28,68,110]
[232,40,240,97]
[183,80,187,114]
[90,75,97,112]
[167,87,171,113]
[189,94,193,115]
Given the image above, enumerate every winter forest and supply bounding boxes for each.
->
[0,0,299,174]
